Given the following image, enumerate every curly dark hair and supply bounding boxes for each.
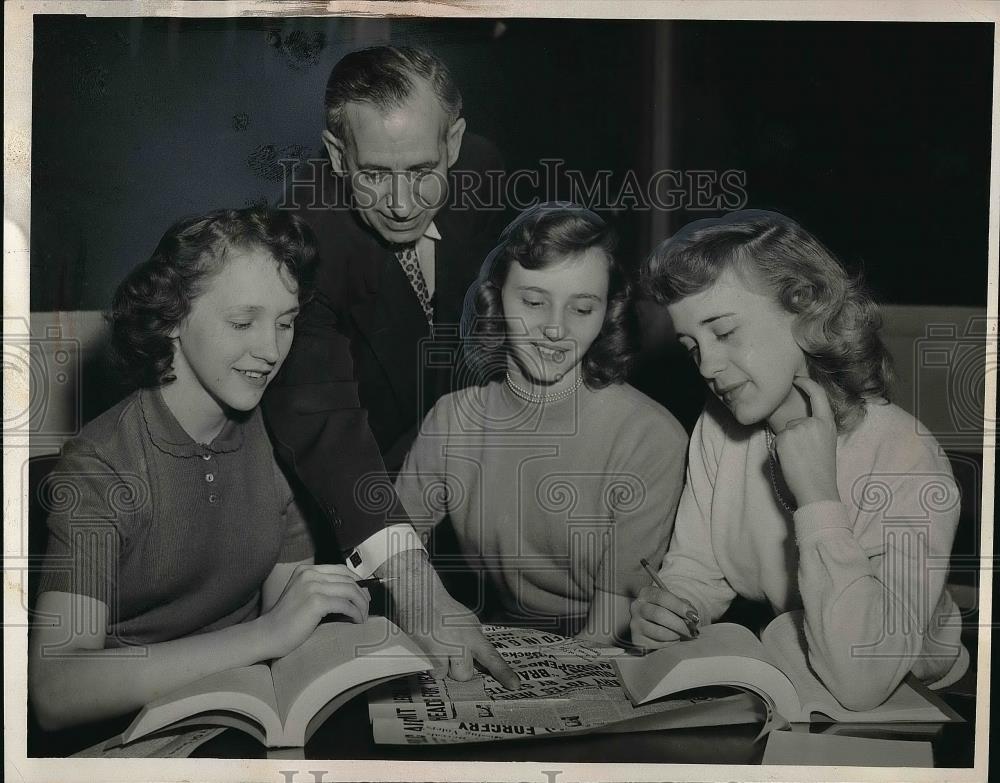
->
[460,202,634,388]
[639,209,892,431]
[110,207,318,388]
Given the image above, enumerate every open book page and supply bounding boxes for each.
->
[121,664,279,744]
[270,621,370,723]
[302,673,411,744]
[613,623,801,720]
[614,623,771,701]
[270,616,429,741]
[761,611,948,722]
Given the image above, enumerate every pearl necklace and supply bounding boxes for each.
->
[505,371,583,404]
[764,426,796,515]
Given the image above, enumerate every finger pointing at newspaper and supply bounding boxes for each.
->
[422,584,520,690]
[467,634,519,688]
[377,550,520,691]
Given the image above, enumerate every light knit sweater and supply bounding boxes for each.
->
[395,380,688,630]
[658,397,967,711]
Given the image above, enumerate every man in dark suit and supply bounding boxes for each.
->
[264,46,515,688]
[282,137,501,472]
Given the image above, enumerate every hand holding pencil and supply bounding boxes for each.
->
[630,558,702,649]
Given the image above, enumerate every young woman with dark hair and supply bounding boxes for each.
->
[30,207,370,731]
[393,203,688,645]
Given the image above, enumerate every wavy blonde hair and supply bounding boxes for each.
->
[640,209,892,431]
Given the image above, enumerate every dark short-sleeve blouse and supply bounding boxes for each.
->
[36,388,314,647]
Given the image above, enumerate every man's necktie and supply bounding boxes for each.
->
[394,243,434,325]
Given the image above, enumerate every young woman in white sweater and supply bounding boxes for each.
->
[631,209,967,711]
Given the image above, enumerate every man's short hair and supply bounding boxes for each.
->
[324,45,463,144]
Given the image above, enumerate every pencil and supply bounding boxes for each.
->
[639,557,699,638]
[639,557,667,589]
[356,576,398,589]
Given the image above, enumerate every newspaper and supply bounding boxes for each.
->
[368,625,764,744]
[371,694,762,745]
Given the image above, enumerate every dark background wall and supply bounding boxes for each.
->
[31,15,993,313]
[30,16,655,311]
[664,21,994,307]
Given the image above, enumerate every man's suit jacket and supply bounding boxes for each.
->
[263,133,504,555]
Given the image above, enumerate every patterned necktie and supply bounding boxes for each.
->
[394,243,434,325]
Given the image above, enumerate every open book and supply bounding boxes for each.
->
[116,617,430,748]
[614,611,956,724]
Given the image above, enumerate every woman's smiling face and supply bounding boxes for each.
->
[666,267,809,429]
[500,247,610,387]
[170,247,300,417]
